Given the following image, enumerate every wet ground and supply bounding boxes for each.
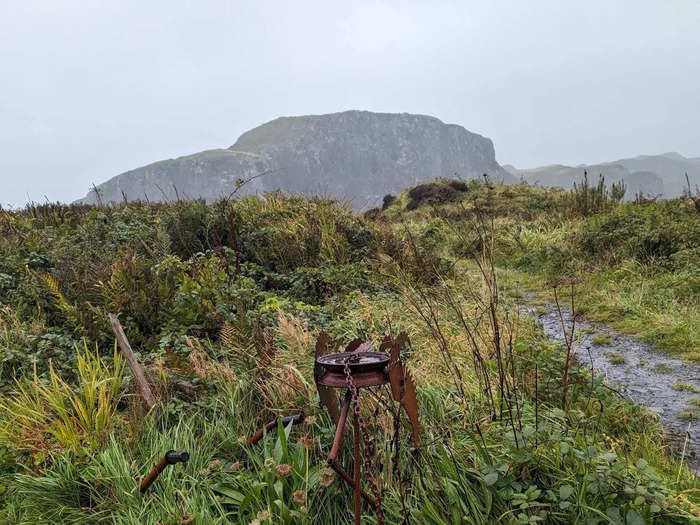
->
[524,302,700,473]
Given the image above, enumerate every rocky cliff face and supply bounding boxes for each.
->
[79,111,515,208]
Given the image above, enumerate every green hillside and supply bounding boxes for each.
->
[0,182,699,523]
[378,178,700,358]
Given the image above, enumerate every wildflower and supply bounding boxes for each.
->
[264,457,275,468]
[249,520,260,525]
[209,459,222,470]
[299,435,315,449]
[293,490,307,506]
[275,463,292,477]
[304,415,317,425]
[257,510,271,521]
[319,466,335,487]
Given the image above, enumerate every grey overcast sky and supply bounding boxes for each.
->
[1,1,699,207]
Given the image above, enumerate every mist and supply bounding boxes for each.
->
[1,0,699,207]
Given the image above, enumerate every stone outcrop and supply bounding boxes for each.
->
[79,110,515,208]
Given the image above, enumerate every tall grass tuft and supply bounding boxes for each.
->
[0,342,124,460]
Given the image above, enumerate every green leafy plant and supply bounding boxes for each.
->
[0,342,123,461]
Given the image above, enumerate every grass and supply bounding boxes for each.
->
[391,185,700,361]
[604,351,626,365]
[673,383,700,393]
[574,268,700,360]
[0,187,699,522]
[0,342,124,459]
[592,333,614,346]
[654,363,674,374]
[677,410,700,421]
[501,266,700,360]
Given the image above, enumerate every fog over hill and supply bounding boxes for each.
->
[79,111,515,209]
[506,153,700,199]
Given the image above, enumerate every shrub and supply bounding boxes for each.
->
[381,194,395,210]
[567,172,626,216]
[405,180,471,210]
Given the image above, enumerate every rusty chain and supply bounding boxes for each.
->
[344,356,384,525]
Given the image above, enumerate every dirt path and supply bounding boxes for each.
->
[524,303,700,473]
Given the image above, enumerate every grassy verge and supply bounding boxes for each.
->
[499,265,700,360]
[378,179,699,359]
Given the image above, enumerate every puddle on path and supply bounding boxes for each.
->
[524,303,700,473]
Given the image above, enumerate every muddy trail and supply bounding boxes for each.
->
[524,303,700,473]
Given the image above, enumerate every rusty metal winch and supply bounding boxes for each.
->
[314,332,420,525]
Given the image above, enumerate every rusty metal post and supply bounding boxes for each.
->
[329,392,352,460]
[328,391,377,506]
[353,415,361,525]
[247,414,305,446]
[140,455,168,493]
[140,450,189,493]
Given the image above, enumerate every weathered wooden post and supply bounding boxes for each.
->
[108,313,157,410]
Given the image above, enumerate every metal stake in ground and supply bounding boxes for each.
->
[140,450,189,493]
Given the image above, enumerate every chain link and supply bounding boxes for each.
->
[344,356,384,525]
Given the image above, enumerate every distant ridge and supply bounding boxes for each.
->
[508,152,700,198]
